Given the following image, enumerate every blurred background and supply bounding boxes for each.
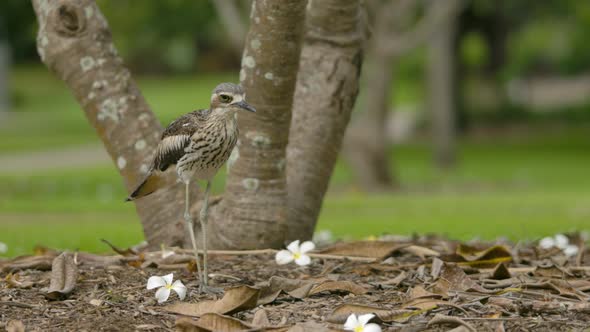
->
[1,0,589,256]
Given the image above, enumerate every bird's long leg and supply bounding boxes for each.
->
[184,181,203,283]
[199,180,212,286]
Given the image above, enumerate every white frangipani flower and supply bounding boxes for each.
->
[0,242,7,254]
[275,240,315,266]
[539,234,579,257]
[146,273,187,303]
[343,313,382,332]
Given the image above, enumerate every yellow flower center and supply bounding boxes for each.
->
[354,327,364,332]
[165,284,173,290]
[293,252,301,260]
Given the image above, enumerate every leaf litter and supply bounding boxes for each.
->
[0,234,589,331]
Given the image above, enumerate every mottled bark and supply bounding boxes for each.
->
[286,0,364,241]
[208,0,307,249]
[31,0,192,248]
[427,12,458,168]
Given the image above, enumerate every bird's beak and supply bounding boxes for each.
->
[234,100,256,113]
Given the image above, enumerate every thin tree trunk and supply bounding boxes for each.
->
[427,13,457,168]
[208,0,307,249]
[31,0,192,248]
[344,51,396,191]
[0,40,9,115]
[286,0,364,241]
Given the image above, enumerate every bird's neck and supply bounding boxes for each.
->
[209,107,238,128]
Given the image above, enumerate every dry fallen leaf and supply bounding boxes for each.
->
[309,280,368,296]
[327,303,411,323]
[4,273,34,289]
[317,241,410,259]
[491,262,511,280]
[404,285,445,310]
[175,314,251,332]
[6,320,25,332]
[432,263,491,296]
[257,276,315,305]
[45,252,78,300]
[165,285,259,316]
[252,309,270,327]
[286,322,339,332]
[402,245,440,258]
[454,244,512,268]
[176,313,289,332]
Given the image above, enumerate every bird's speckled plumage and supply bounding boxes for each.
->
[127,83,252,201]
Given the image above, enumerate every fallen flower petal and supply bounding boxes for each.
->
[276,250,294,265]
[0,242,7,254]
[171,280,187,300]
[155,286,171,303]
[564,245,579,257]
[539,237,555,249]
[554,234,569,249]
[147,276,167,290]
[294,254,311,266]
[299,241,315,254]
[343,313,381,332]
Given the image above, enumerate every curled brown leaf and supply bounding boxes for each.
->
[45,252,78,300]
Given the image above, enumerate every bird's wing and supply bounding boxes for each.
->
[152,111,205,171]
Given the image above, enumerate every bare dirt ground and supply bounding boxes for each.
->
[1,236,589,331]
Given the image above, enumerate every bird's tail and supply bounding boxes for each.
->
[125,171,165,202]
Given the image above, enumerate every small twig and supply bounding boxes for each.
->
[209,273,242,281]
[0,301,38,309]
[177,248,377,262]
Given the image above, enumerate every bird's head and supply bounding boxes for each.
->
[210,83,256,115]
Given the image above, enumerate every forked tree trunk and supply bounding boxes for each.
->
[207,0,308,249]
[286,0,364,241]
[31,0,192,248]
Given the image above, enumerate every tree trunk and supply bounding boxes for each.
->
[344,51,396,191]
[427,12,457,168]
[0,40,9,115]
[207,0,307,249]
[31,0,191,248]
[286,0,364,241]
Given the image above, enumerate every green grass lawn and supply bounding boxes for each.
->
[1,66,589,257]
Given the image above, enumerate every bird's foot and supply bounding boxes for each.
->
[198,283,223,296]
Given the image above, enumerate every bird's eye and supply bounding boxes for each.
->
[219,94,233,103]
